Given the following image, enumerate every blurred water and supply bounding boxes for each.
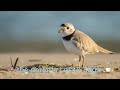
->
[0,11,120,53]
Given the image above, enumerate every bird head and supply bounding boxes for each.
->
[58,23,75,36]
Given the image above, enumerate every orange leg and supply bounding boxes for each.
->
[81,55,85,67]
[78,55,82,67]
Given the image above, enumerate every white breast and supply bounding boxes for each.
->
[62,39,82,55]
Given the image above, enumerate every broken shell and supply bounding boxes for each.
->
[105,68,111,72]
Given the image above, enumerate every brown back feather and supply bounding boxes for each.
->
[73,30,114,54]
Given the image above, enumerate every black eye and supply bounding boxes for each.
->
[67,27,69,29]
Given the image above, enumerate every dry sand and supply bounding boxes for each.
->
[0,52,120,79]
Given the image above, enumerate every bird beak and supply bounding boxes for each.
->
[58,29,64,33]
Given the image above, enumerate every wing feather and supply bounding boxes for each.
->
[72,30,99,53]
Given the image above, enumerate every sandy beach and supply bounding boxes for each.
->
[0,52,120,79]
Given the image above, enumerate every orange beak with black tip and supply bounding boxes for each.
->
[58,29,65,33]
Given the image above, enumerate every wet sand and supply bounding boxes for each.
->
[0,52,120,79]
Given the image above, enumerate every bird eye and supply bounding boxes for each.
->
[67,27,69,29]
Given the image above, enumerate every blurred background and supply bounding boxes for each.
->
[0,11,120,53]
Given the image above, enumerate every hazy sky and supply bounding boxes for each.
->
[0,11,120,42]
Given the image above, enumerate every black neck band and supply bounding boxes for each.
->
[62,30,76,41]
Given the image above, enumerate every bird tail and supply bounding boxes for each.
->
[97,45,114,54]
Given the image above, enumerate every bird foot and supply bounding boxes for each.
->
[77,63,83,68]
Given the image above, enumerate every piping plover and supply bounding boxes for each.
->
[58,23,114,67]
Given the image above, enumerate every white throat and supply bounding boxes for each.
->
[62,29,76,37]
